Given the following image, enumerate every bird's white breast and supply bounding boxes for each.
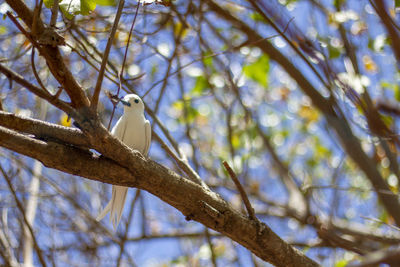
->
[117,112,147,154]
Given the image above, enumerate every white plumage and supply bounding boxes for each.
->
[97,94,151,230]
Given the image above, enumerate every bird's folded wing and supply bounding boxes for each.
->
[144,120,151,155]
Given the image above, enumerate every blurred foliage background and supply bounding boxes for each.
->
[1,0,400,266]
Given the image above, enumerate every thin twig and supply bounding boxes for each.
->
[32,0,43,37]
[222,161,256,220]
[31,47,50,94]
[360,216,400,232]
[50,0,59,27]
[142,31,285,98]
[0,164,48,267]
[91,0,126,110]
[6,12,39,47]
[0,63,73,114]
[119,1,140,83]
[153,132,206,187]
[205,228,217,267]
[107,1,141,130]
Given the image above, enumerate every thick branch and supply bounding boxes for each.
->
[0,125,319,267]
[0,111,89,148]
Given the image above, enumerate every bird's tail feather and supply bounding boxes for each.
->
[96,200,111,222]
[97,185,128,230]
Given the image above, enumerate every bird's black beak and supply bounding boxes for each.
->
[120,98,131,107]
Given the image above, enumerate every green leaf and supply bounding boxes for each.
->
[44,0,54,8]
[0,25,7,35]
[95,0,116,6]
[306,158,317,168]
[250,12,266,22]
[328,44,341,59]
[381,115,393,128]
[173,100,199,124]
[334,259,349,267]
[203,51,213,67]
[232,133,241,149]
[45,0,97,19]
[191,76,209,96]
[243,54,269,87]
[381,81,400,101]
[396,0,400,8]
[80,0,97,15]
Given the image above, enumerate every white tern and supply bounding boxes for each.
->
[96,94,151,229]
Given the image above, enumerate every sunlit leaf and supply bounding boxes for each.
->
[60,113,72,127]
[328,44,341,59]
[231,133,240,149]
[298,105,319,123]
[174,22,188,39]
[44,0,97,18]
[173,100,199,124]
[243,54,269,87]
[191,76,208,96]
[95,0,116,6]
[334,259,349,267]
[250,12,266,22]
[379,209,389,224]
[80,0,97,15]
[381,81,400,101]
[362,55,377,73]
[202,51,214,67]
[0,25,7,35]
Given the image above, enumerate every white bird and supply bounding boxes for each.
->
[96,94,151,230]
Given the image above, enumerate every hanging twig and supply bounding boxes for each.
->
[91,0,126,110]
[107,1,141,130]
[222,161,256,220]
[31,47,50,94]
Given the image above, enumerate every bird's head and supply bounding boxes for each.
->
[120,94,145,113]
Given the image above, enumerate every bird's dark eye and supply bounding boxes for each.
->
[134,99,139,104]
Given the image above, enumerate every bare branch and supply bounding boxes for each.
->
[0,125,319,267]
[5,0,90,109]
[0,111,89,148]
[348,245,400,267]
[206,0,400,227]
[91,0,126,110]
[223,161,256,220]
[0,63,73,114]
[50,0,59,27]
[107,1,140,129]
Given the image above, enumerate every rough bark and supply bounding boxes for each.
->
[0,117,319,267]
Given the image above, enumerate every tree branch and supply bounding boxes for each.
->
[0,124,319,267]
[0,165,47,267]
[0,63,73,114]
[0,111,88,148]
[91,0,125,110]
[371,0,400,65]
[5,0,90,109]
[206,0,400,227]
[223,161,256,220]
